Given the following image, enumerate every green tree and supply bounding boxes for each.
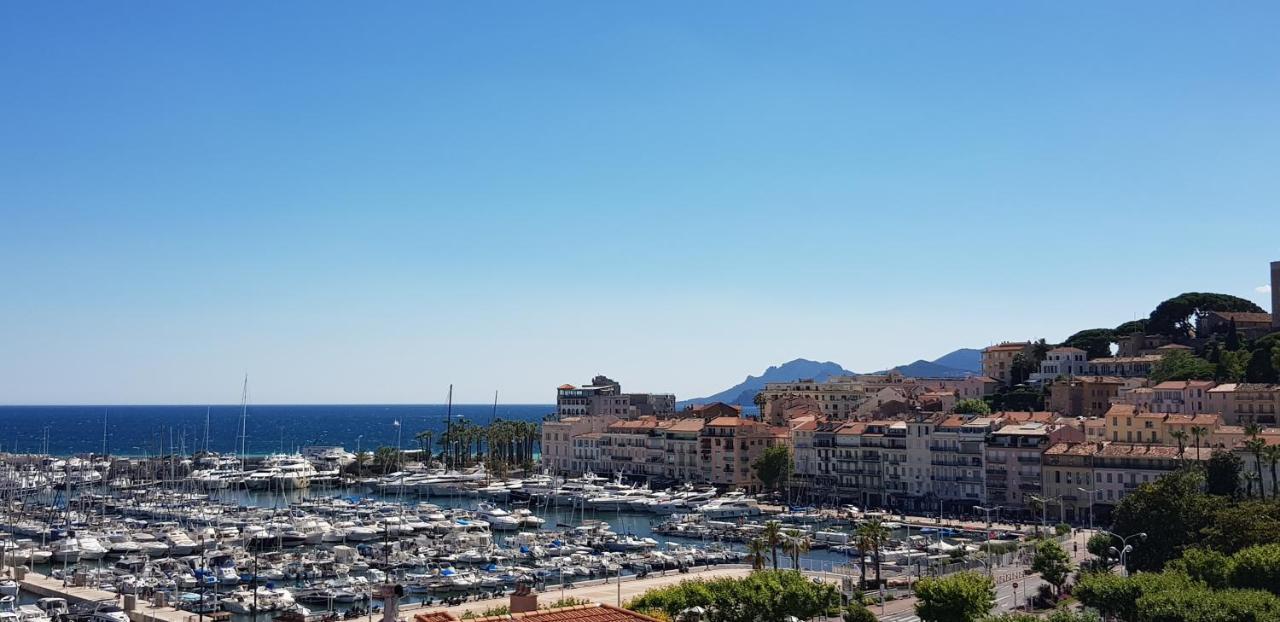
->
[1201,500,1280,554]
[1226,318,1242,350]
[1110,468,1215,572]
[751,445,793,494]
[954,399,991,415]
[857,518,891,587]
[1205,449,1242,498]
[783,529,811,570]
[1114,319,1149,336]
[1245,425,1267,499]
[414,429,434,460]
[746,537,767,571]
[625,570,841,622]
[1146,292,1264,339]
[1245,333,1280,383]
[373,446,402,474]
[1229,543,1280,596]
[1087,532,1116,561]
[1264,445,1280,500]
[1149,350,1216,383]
[1031,539,1073,596]
[1168,547,1231,589]
[1062,328,1117,359]
[762,520,784,571]
[843,602,878,622]
[914,571,995,622]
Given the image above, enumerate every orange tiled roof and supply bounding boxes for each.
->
[984,342,1031,352]
[664,419,704,433]
[706,416,750,427]
[558,384,577,390]
[1210,311,1273,324]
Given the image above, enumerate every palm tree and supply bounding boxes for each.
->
[1246,424,1266,499]
[1244,471,1260,499]
[854,526,872,588]
[1191,426,1208,456]
[857,519,891,588]
[753,392,768,421]
[747,537,768,571]
[783,530,811,570]
[1170,430,1187,463]
[1264,445,1280,501]
[762,521,784,571]
[415,430,434,462]
[353,449,369,476]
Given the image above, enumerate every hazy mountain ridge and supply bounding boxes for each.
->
[679,348,981,407]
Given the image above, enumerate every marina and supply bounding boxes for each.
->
[0,450,1023,622]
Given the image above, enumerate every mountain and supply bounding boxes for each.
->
[888,348,983,378]
[929,348,982,373]
[682,348,982,407]
[678,359,853,407]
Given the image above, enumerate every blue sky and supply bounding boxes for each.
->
[2,2,1278,404]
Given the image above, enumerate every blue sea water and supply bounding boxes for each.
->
[0,404,552,456]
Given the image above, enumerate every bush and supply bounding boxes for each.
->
[625,570,841,621]
[1228,543,1280,596]
[914,571,996,622]
[843,602,878,622]
[1054,523,1071,537]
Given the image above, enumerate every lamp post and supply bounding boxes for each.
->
[1102,530,1147,577]
[1077,488,1099,531]
[974,505,1001,579]
[1029,495,1063,533]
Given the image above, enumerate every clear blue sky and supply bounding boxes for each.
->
[3,2,1278,405]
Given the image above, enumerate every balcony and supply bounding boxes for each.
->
[929,445,958,452]
[1017,456,1042,464]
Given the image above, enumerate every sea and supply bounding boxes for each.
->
[0,404,552,457]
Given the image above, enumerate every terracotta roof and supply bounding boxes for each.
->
[706,416,750,427]
[836,422,867,435]
[994,411,1056,423]
[1044,441,1211,460]
[1105,404,1137,417]
[414,612,461,622]
[664,419,705,433]
[1210,311,1273,324]
[558,384,577,390]
[985,342,1031,352]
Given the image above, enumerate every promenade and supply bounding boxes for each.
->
[401,565,755,618]
[19,571,193,622]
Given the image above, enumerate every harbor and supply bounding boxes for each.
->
[0,449,1034,622]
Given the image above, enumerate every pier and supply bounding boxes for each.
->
[19,570,195,622]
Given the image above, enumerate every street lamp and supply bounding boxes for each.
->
[974,506,1001,579]
[1102,530,1147,577]
[1029,495,1063,533]
[1077,488,1099,531]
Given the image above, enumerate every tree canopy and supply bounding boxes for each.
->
[954,399,991,415]
[1031,538,1073,595]
[1062,328,1117,359]
[1109,468,1216,572]
[751,444,793,494]
[914,571,995,622]
[1149,350,1216,383]
[1146,292,1264,339]
[625,570,840,622]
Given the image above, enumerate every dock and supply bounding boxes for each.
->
[19,570,195,622]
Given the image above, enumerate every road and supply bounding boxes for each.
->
[874,529,1091,622]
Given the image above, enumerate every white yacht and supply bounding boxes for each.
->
[474,503,520,530]
[696,493,761,519]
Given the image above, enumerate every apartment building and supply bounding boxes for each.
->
[1043,441,1209,522]
[1047,376,1129,418]
[600,418,664,479]
[1207,383,1280,426]
[699,416,788,492]
[661,418,704,483]
[929,416,994,510]
[985,421,1083,515]
[1136,380,1216,413]
[759,373,997,420]
[983,342,1035,385]
[1085,355,1162,378]
[542,415,617,475]
[1033,347,1089,382]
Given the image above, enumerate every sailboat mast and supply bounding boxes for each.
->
[238,374,249,471]
[446,385,453,470]
[204,406,211,454]
[101,407,108,457]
